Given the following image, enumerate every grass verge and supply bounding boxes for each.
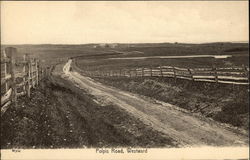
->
[94,77,249,131]
[1,77,178,148]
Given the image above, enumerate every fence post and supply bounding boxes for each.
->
[150,67,153,77]
[39,67,41,81]
[3,50,9,93]
[160,66,163,77]
[35,59,39,86]
[31,58,35,87]
[47,67,49,77]
[41,68,43,80]
[142,67,144,77]
[48,66,51,77]
[129,69,131,78]
[27,58,31,97]
[5,47,17,105]
[47,66,50,77]
[188,68,194,81]
[22,54,27,94]
[243,65,249,82]
[173,67,177,83]
[214,67,218,83]
[41,66,43,79]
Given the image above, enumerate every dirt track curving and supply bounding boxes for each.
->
[59,60,248,147]
[1,71,177,148]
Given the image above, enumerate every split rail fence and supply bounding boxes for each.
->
[72,60,249,85]
[1,47,50,116]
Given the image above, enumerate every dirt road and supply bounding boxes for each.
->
[59,60,248,147]
[2,68,177,148]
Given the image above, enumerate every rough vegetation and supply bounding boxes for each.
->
[95,77,249,131]
[1,77,178,149]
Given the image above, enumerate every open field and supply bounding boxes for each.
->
[2,42,249,69]
[3,43,247,76]
[74,42,249,71]
[1,42,249,148]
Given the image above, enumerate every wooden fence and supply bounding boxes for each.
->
[1,47,50,116]
[72,60,249,85]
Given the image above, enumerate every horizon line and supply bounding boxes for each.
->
[1,41,249,46]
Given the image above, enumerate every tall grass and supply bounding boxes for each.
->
[96,77,249,130]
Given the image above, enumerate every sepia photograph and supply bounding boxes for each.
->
[0,1,249,160]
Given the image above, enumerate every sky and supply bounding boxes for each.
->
[1,1,249,44]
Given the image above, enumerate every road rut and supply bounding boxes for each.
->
[60,60,248,146]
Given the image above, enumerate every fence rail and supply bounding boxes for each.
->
[72,60,249,85]
[1,47,50,116]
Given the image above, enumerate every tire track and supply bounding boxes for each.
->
[62,60,248,146]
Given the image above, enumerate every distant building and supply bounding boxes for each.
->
[109,43,118,48]
[99,43,106,48]
[97,43,118,48]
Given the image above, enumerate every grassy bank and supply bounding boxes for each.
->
[1,77,178,148]
[95,77,249,131]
